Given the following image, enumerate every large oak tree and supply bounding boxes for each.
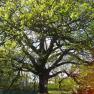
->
[0,0,94,94]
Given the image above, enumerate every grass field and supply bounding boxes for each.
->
[49,91,62,94]
[49,90,72,94]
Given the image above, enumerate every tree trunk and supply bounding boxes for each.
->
[39,74,49,94]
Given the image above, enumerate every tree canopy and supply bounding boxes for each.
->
[0,0,94,94]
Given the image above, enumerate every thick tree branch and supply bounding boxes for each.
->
[39,37,45,53]
[22,47,38,68]
[14,67,38,75]
[58,70,80,85]
[49,49,72,71]
[23,33,39,55]
[49,70,65,78]
[48,61,78,71]
[11,56,38,74]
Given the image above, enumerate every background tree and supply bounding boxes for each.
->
[0,0,94,94]
[72,65,94,94]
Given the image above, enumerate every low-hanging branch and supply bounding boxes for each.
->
[49,48,73,69]
[48,61,78,71]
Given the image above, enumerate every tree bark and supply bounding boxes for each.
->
[39,74,49,94]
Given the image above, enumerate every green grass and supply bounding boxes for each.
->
[49,90,72,94]
[49,90,61,94]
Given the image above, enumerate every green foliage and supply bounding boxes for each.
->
[48,83,59,90]
[61,78,77,90]
[0,0,94,93]
[59,77,78,94]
